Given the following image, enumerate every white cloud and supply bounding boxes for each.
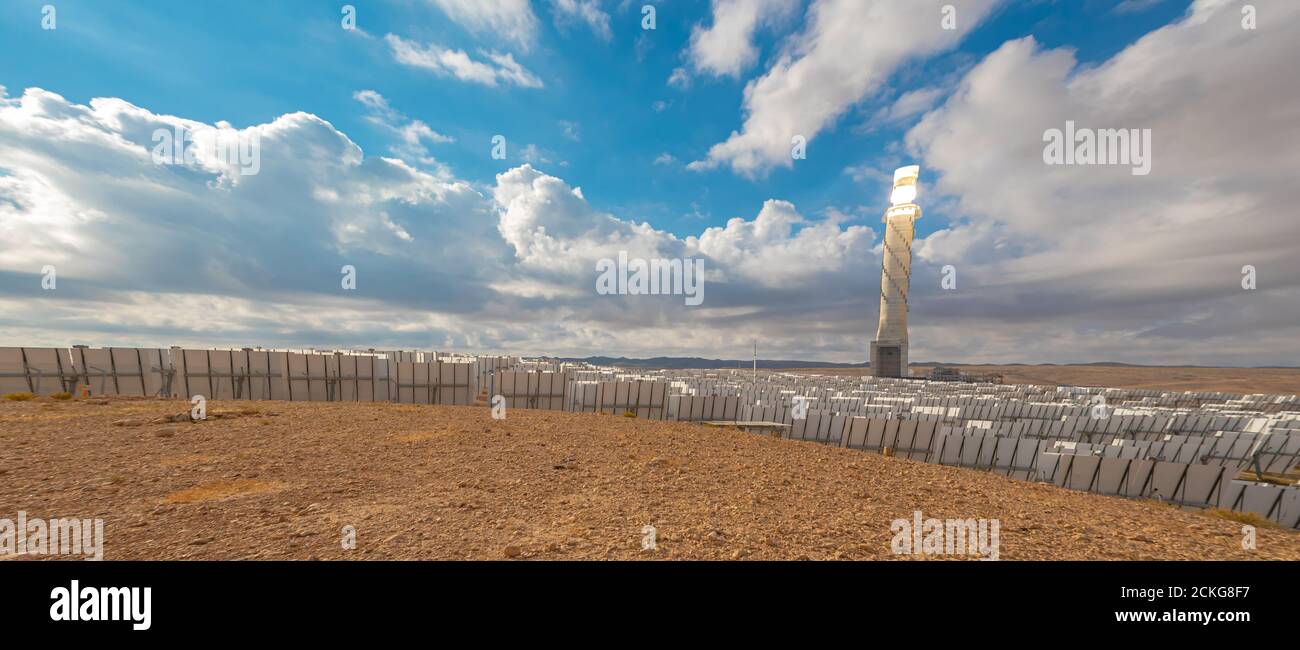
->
[900,0,1300,364]
[0,87,884,359]
[484,50,546,88]
[492,164,685,274]
[686,0,799,79]
[692,0,999,176]
[386,34,544,88]
[842,163,890,186]
[428,0,539,51]
[667,67,691,90]
[550,0,613,41]
[0,87,503,291]
[354,90,453,169]
[876,86,946,124]
[1114,0,1164,14]
[559,120,580,141]
[517,143,552,165]
[688,199,876,288]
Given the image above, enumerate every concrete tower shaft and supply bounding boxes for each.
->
[870,165,921,378]
[875,203,920,343]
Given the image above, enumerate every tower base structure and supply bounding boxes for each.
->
[870,340,908,378]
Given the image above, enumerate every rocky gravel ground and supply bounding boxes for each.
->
[1,396,1296,560]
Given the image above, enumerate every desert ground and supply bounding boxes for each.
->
[787,365,1300,396]
[1,396,1296,560]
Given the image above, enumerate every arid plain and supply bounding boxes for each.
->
[1,395,1296,561]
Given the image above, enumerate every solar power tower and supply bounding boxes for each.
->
[870,165,921,378]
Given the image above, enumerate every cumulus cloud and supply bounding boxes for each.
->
[386,35,544,88]
[493,164,685,274]
[902,0,1300,365]
[0,87,879,360]
[0,86,508,316]
[689,200,875,288]
[691,0,999,176]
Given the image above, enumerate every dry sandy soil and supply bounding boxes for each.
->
[1,396,1297,561]
[788,365,1300,396]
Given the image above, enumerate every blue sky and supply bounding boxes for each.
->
[2,0,1190,239]
[2,0,1298,365]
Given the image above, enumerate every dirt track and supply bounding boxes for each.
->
[1,397,1296,560]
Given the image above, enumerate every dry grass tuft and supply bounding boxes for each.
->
[3,392,35,401]
[1207,508,1281,529]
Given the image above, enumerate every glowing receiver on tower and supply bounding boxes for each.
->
[870,165,921,378]
[889,165,919,206]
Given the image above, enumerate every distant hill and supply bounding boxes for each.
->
[911,361,1143,367]
[540,356,869,370]
[537,357,1299,370]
